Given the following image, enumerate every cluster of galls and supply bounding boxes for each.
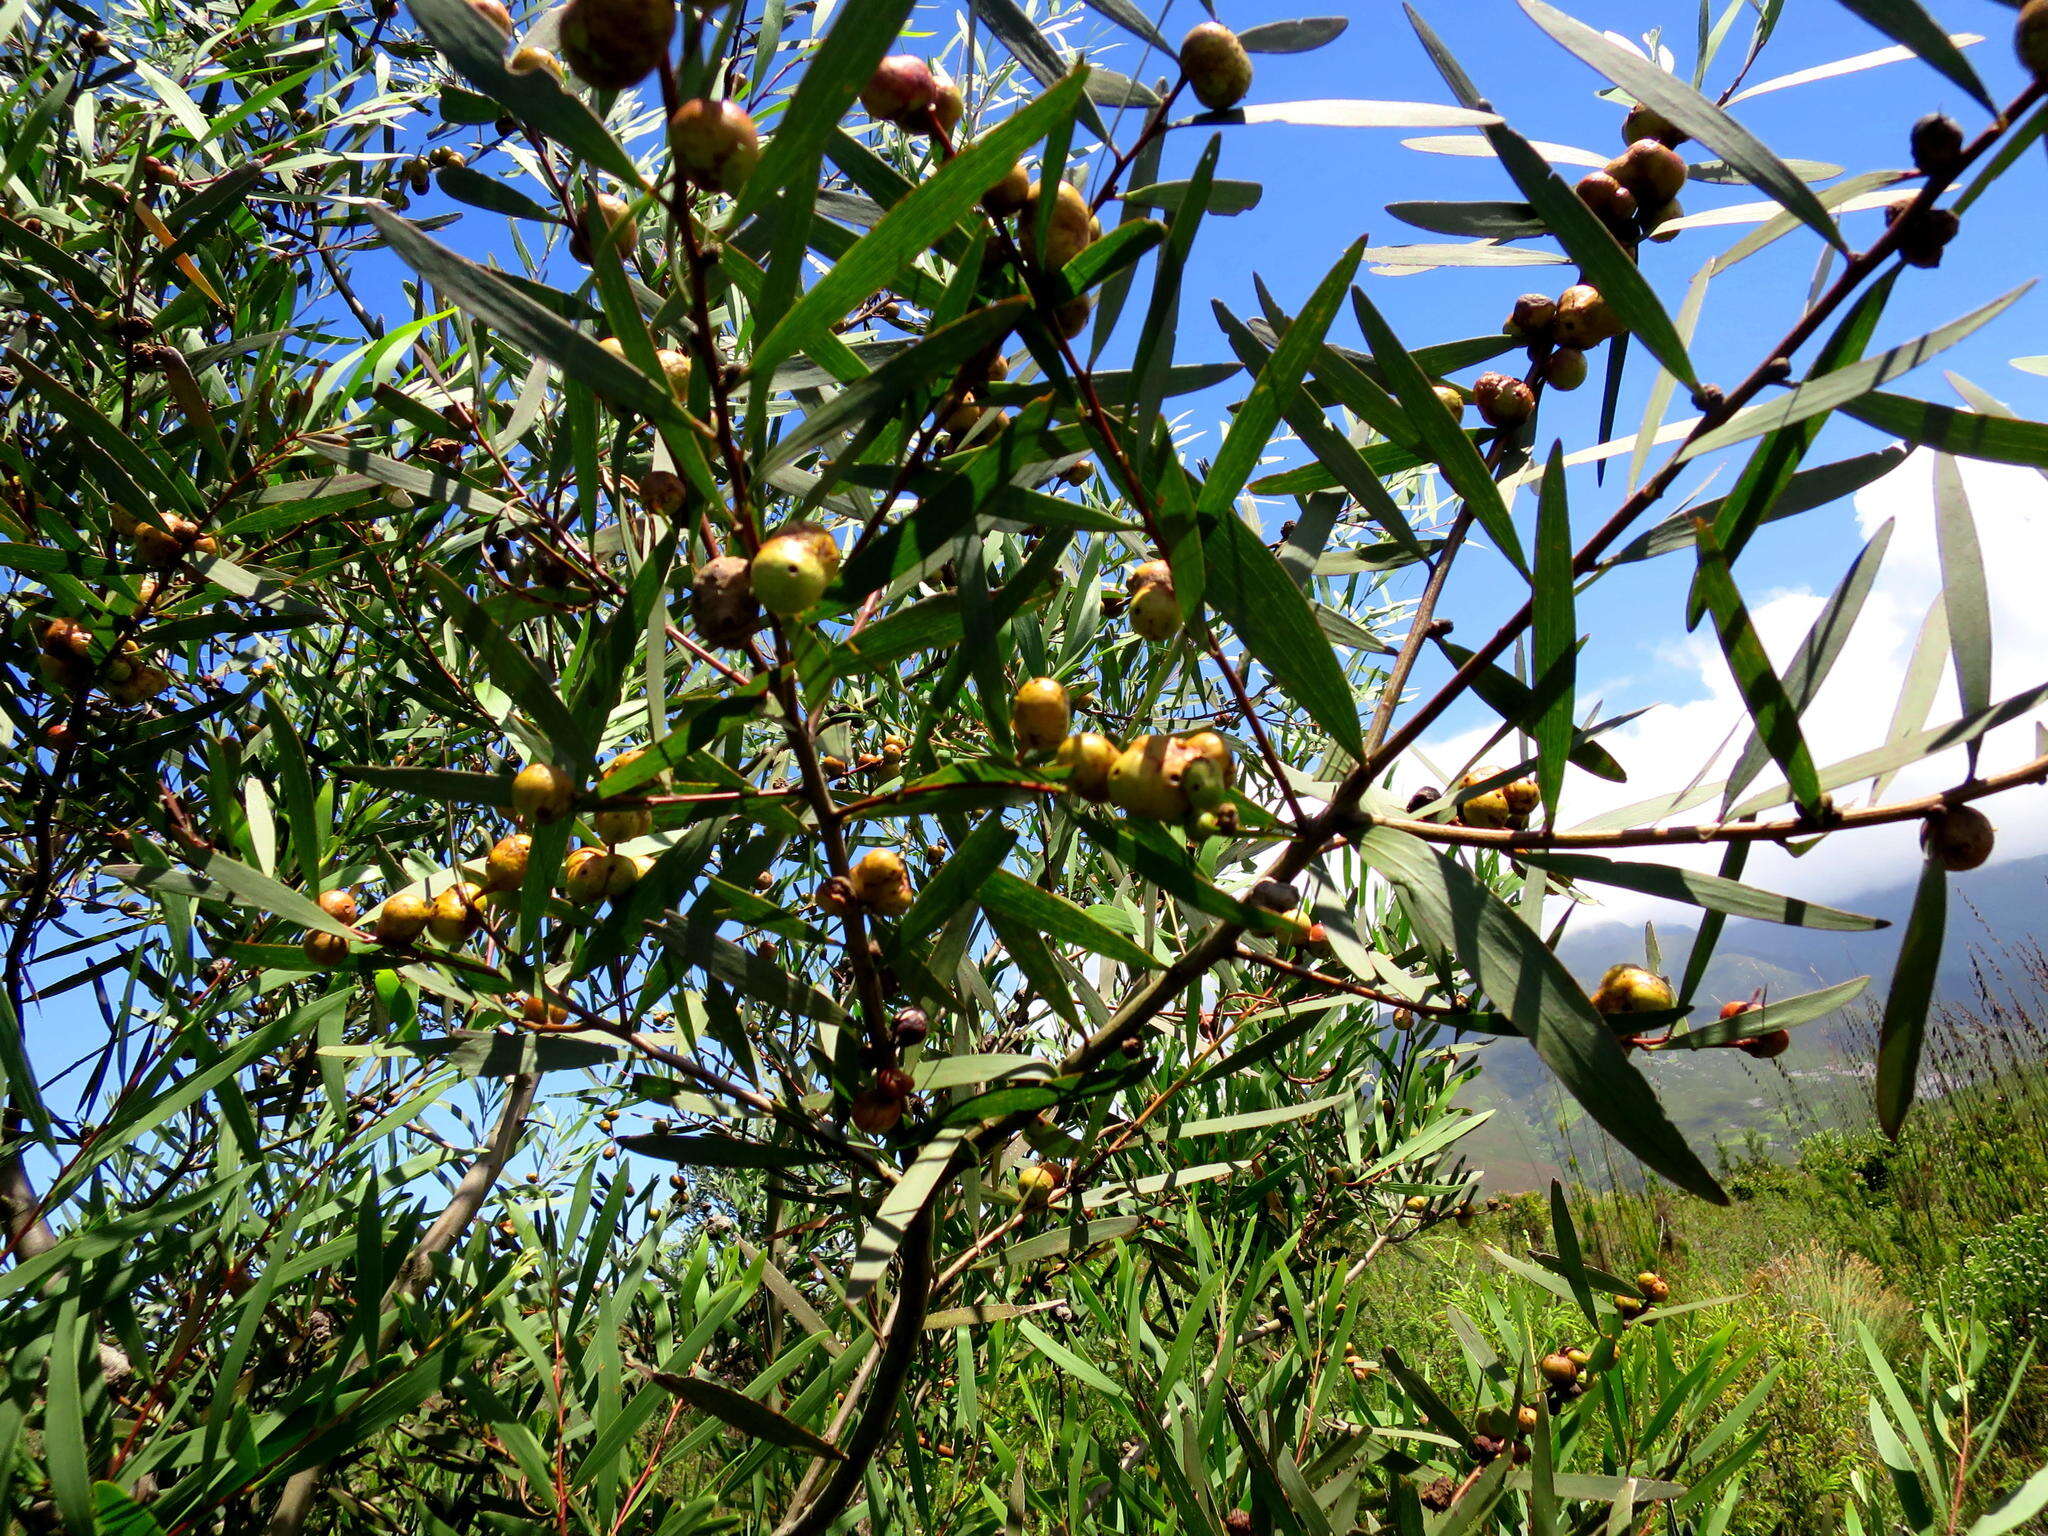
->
[1449,766,1539,830]
[1614,1268,1670,1320]
[112,505,218,570]
[299,751,663,968]
[860,54,965,139]
[1247,878,1328,952]
[1341,1345,1382,1384]
[849,1062,918,1134]
[984,174,1101,339]
[850,30,1255,349]
[1015,672,1241,838]
[840,1007,931,1136]
[1576,117,1690,249]
[467,0,759,195]
[818,848,916,919]
[35,618,172,707]
[299,882,496,968]
[1488,283,1621,412]
[933,349,1009,444]
[596,332,692,398]
[686,521,840,647]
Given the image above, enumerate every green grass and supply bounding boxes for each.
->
[1333,945,2048,1534]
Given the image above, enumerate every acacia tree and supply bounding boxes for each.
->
[6,0,2048,1531]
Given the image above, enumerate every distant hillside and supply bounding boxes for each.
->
[1448,854,2048,1190]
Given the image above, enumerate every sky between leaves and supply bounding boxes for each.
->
[67,0,2048,978]
[1114,0,2048,923]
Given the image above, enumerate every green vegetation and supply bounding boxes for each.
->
[1396,957,2048,1533]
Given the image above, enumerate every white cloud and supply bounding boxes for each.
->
[1413,450,2048,926]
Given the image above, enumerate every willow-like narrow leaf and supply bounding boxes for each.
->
[1531,445,1574,824]
[1877,857,1947,1137]
[1690,521,1823,816]
[1721,519,1893,812]
[1517,0,1845,252]
[1350,286,1527,576]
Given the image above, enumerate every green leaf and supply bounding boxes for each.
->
[195,852,358,936]
[1078,0,1172,51]
[1176,1091,1349,1137]
[895,818,1016,954]
[1530,445,1575,825]
[1967,1462,2048,1536]
[1380,1346,1472,1449]
[1072,815,1272,928]
[1517,854,1886,930]
[1349,287,1526,575]
[1204,497,1366,764]
[1384,200,1546,238]
[1844,392,2048,468]
[1874,596,1951,806]
[979,869,1162,971]
[419,564,586,764]
[1690,519,1823,816]
[761,298,1027,491]
[653,920,848,1024]
[1356,826,1724,1202]
[412,1031,620,1077]
[365,208,696,439]
[1516,0,1845,251]
[1016,1319,1123,1396]
[1686,284,2034,459]
[340,765,512,810]
[1827,0,1994,112]
[733,0,914,227]
[754,70,1089,384]
[644,1371,844,1460]
[1201,240,1364,523]
[1933,453,1993,775]
[1125,179,1265,216]
[1216,300,1428,560]
[971,0,1107,137]
[93,1483,168,1536]
[847,1127,966,1302]
[990,1216,1147,1269]
[1240,17,1349,52]
[1721,520,1894,810]
[1547,1181,1601,1328]
[435,164,557,222]
[1876,857,1946,1137]
[1661,977,1871,1048]
[1056,217,1167,296]
[1609,447,1907,565]
[1438,641,1629,782]
[1189,100,1500,129]
[1700,271,1895,585]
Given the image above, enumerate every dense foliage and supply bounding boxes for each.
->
[5,0,2048,1530]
